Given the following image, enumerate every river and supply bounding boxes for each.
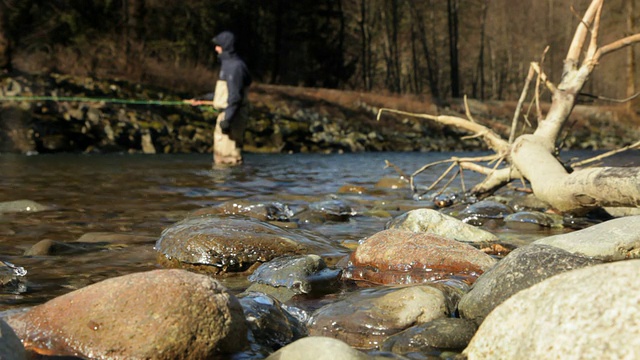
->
[0,150,637,312]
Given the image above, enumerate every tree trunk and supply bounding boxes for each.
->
[447,0,460,98]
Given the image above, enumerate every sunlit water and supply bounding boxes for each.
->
[0,150,637,311]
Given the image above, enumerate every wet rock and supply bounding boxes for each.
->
[5,269,248,358]
[457,200,514,226]
[507,193,551,212]
[338,184,367,194]
[0,200,50,213]
[308,285,449,349]
[0,319,26,360]
[155,215,343,275]
[386,208,498,243]
[75,232,156,244]
[247,255,340,296]
[266,336,373,360]
[533,215,640,260]
[503,211,563,230]
[24,239,108,256]
[0,261,27,293]
[342,229,497,285]
[193,200,294,222]
[374,177,409,190]
[463,260,640,359]
[238,292,307,352]
[308,199,356,222]
[380,317,477,354]
[458,244,602,325]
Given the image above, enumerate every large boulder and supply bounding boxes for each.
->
[463,260,640,359]
[533,215,640,260]
[458,244,602,325]
[155,215,344,275]
[5,269,248,359]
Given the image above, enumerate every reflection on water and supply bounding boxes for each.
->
[0,150,637,309]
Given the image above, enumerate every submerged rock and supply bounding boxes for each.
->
[239,292,307,352]
[533,215,640,260]
[0,200,50,213]
[380,317,477,354]
[342,229,497,285]
[155,215,344,275]
[458,200,514,226]
[247,255,340,295]
[194,200,294,222]
[458,244,602,325]
[386,208,498,243]
[308,285,449,349]
[503,211,563,230]
[463,260,640,359]
[0,261,27,294]
[5,269,248,359]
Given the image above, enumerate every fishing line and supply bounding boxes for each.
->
[0,95,193,106]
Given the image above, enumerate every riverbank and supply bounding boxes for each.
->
[1,71,638,154]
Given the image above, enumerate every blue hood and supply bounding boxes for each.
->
[212,31,236,53]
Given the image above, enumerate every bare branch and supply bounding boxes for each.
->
[571,140,640,168]
[578,91,640,103]
[565,0,603,72]
[595,34,640,61]
[510,64,535,144]
[384,160,410,180]
[463,95,477,123]
[377,108,509,154]
[584,1,603,61]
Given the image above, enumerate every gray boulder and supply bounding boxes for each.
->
[458,244,601,325]
[533,215,640,260]
[463,260,640,359]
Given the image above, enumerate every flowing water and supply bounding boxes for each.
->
[0,150,637,312]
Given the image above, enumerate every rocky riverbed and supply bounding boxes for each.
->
[2,190,640,358]
[2,72,639,155]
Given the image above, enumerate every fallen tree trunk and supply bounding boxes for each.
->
[379,0,640,214]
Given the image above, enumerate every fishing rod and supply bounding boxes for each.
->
[0,95,192,106]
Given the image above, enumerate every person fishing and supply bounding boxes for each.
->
[185,31,252,165]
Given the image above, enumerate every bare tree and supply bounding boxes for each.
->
[379,0,640,214]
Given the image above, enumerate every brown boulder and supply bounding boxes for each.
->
[6,269,248,359]
[343,229,497,285]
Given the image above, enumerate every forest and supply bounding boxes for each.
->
[0,0,638,106]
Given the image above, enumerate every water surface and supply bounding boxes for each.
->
[0,150,637,310]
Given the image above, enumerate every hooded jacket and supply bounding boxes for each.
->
[212,31,252,127]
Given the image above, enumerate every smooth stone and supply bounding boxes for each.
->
[458,200,514,226]
[386,208,498,243]
[75,232,156,244]
[463,260,640,359]
[5,269,248,358]
[193,200,294,222]
[308,285,449,349]
[458,244,602,325]
[533,215,640,260]
[343,229,497,285]
[155,215,343,275]
[266,336,372,360]
[0,200,50,213]
[381,317,477,354]
[247,255,340,296]
[239,292,307,352]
